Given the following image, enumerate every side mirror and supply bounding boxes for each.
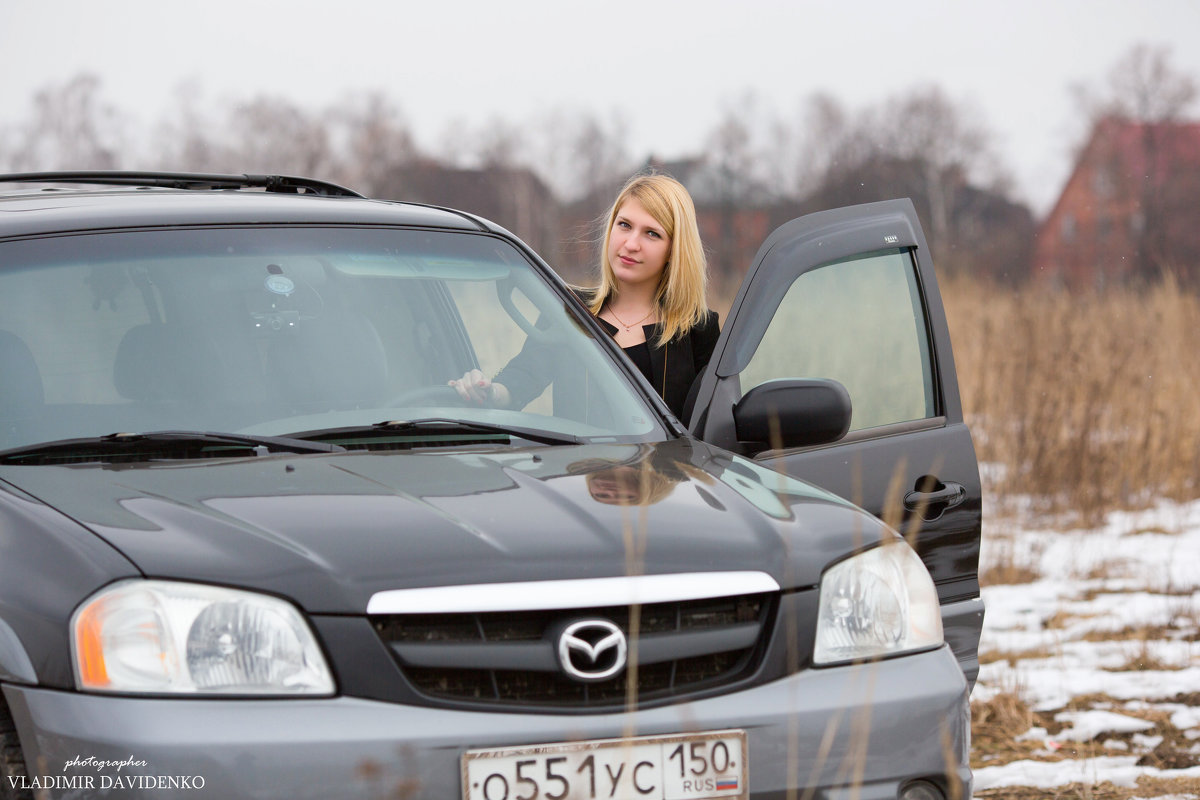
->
[733,378,852,451]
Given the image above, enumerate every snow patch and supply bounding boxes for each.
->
[974,498,1200,796]
[974,757,1200,790]
[1053,710,1156,741]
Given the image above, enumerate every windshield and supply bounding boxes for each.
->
[0,226,664,452]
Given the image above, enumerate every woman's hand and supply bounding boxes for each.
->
[448,369,511,407]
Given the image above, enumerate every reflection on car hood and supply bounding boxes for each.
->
[0,440,877,613]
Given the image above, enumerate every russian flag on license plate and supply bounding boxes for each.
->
[716,778,739,791]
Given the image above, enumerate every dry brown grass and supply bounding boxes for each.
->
[1078,558,1139,581]
[710,269,1200,523]
[978,523,1046,586]
[1112,643,1188,672]
[980,561,1044,587]
[942,273,1200,525]
[977,645,1062,667]
[973,688,1200,787]
[975,777,1200,799]
[1043,609,1103,630]
[1076,623,1185,642]
[979,557,1044,587]
[970,692,1043,766]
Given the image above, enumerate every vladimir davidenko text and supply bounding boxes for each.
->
[9,775,206,791]
[5,755,205,791]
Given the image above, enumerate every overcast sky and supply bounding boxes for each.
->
[3,0,1199,214]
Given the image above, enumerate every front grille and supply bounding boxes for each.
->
[372,594,773,709]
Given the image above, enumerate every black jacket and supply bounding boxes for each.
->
[494,290,720,421]
[593,313,720,420]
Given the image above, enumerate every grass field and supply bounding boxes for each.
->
[941,273,1200,526]
[941,274,1200,796]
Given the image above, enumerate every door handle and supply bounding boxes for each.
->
[903,480,966,521]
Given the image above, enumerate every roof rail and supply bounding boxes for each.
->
[0,171,365,198]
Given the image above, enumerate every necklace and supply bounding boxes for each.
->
[607,304,656,332]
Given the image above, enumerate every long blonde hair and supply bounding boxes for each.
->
[589,173,708,344]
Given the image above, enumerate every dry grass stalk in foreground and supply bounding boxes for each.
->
[941,273,1200,524]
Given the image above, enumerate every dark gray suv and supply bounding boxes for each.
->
[0,172,981,800]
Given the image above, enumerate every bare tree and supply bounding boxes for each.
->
[703,91,788,201]
[1074,43,1198,124]
[531,108,631,202]
[7,74,124,171]
[705,107,755,200]
[702,96,763,288]
[481,122,526,169]
[0,128,13,172]
[690,93,799,293]
[1072,45,1200,283]
[327,92,419,195]
[472,116,530,170]
[151,80,232,172]
[424,107,632,204]
[431,114,531,173]
[223,95,335,177]
[153,87,338,178]
[795,85,1029,279]
[875,85,994,247]
[567,111,631,201]
[783,92,850,197]
[680,87,1025,284]
[432,115,475,168]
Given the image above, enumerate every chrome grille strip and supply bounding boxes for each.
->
[366,571,780,614]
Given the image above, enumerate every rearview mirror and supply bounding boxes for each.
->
[733,378,852,451]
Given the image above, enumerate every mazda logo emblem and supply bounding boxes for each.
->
[557,620,627,682]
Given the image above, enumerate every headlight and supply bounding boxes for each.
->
[813,540,942,665]
[72,580,335,695]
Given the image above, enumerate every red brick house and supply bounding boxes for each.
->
[1032,116,1200,288]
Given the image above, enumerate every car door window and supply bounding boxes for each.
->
[738,250,935,431]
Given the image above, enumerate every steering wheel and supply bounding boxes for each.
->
[387,384,468,407]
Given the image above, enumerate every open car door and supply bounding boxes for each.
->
[687,198,984,686]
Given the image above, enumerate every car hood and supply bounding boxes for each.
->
[0,439,879,613]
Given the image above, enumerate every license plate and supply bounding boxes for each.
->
[462,729,747,800]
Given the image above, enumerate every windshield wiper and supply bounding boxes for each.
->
[0,430,346,465]
[287,418,581,448]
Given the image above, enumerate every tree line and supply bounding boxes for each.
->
[2,44,1194,289]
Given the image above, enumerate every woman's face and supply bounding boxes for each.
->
[585,466,643,505]
[607,198,672,291]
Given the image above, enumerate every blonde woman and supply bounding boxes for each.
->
[452,173,719,419]
[570,454,717,507]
